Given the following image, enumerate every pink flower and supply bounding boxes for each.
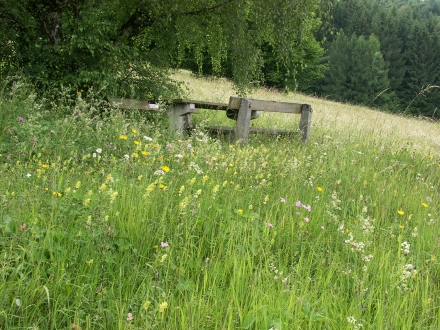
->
[296,212,300,215]
[161,242,169,247]
[267,223,273,227]
[304,217,310,223]
[303,205,311,212]
[126,313,133,321]
[19,116,23,122]
[280,197,286,203]
[295,201,301,207]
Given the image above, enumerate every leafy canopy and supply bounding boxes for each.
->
[0,0,327,98]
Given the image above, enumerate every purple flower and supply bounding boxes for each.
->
[296,212,300,215]
[19,116,23,122]
[280,197,286,203]
[161,242,169,247]
[303,205,312,212]
[267,223,273,227]
[295,201,302,207]
[304,217,310,223]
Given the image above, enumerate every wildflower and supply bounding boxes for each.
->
[161,242,169,247]
[141,150,148,156]
[143,136,153,141]
[317,187,323,192]
[238,209,243,214]
[154,170,165,176]
[267,223,273,227]
[26,173,31,178]
[295,200,301,207]
[166,143,172,149]
[304,217,310,223]
[264,195,269,204]
[126,313,133,321]
[159,184,166,190]
[96,148,102,153]
[422,203,428,208]
[175,154,183,159]
[161,166,170,173]
[87,259,94,264]
[134,140,140,145]
[19,116,23,122]
[160,254,167,262]
[321,226,325,230]
[132,129,137,134]
[123,154,129,160]
[159,301,168,312]
[401,241,410,255]
[75,181,81,189]
[397,210,404,216]
[143,301,151,311]
[119,135,128,140]
[20,222,27,232]
[280,197,286,203]
[41,164,48,169]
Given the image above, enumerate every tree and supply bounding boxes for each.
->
[0,0,328,99]
[319,32,389,106]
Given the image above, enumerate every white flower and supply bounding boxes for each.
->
[123,154,129,160]
[26,173,31,178]
[96,148,102,153]
[175,154,183,159]
[92,153,97,158]
[154,170,165,176]
[143,136,153,141]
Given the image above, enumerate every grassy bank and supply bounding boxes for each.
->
[0,73,439,329]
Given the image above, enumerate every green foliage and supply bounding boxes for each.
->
[320,32,390,106]
[311,0,440,117]
[0,0,327,98]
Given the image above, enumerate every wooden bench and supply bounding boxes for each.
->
[110,97,312,144]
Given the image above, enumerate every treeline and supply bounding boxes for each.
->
[312,0,440,118]
[182,0,440,118]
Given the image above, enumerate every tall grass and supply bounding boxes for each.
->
[0,73,439,329]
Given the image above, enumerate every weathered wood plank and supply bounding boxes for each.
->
[236,98,252,145]
[172,99,228,110]
[299,104,312,142]
[205,126,297,135]
[110,98,160,110]
[229,96,302,114]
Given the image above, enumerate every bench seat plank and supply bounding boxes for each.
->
[172,99,228,110]
[229,96,302,114]
[111,98,159,110]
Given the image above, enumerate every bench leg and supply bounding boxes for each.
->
[299,104,312,142]
[168,104,191,136]
[236,98,252,145]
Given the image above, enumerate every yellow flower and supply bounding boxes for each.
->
[119,135,128,140]
[161,166,170,173]
[75,181,81,189]
[41,164,48,168]
[158,301,168,312]
[132,129,138,134]
[422,203,428,208]
[141,151,148,156]
[238,209,243,214]
[317,187,323,192]
[399,225,404,229]
[160,254,167,263]
[397,210,404,216]
[144,301,151,311]
[134,140,140,145]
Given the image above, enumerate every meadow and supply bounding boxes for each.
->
[0,71,439,329]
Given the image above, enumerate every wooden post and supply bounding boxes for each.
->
[168,103,192,136]
[235,98,252,145]
[299,104,312,142]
